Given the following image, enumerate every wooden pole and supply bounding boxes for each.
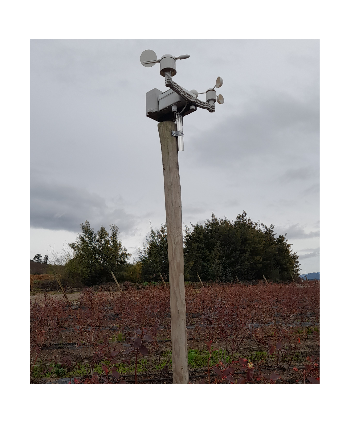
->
[111,271,121,291]
[158,120,189,384]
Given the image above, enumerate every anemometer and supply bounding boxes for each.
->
[140,50,224,151]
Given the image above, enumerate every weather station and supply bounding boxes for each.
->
[141,49,224,150]
[140,50,224,383]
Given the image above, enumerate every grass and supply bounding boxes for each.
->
[31,323,320,380]
[109,332,125,343]
[31,347,236,379]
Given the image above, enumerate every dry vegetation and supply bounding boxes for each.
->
[30,280,320,384]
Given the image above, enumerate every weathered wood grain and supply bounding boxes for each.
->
[158,121,189,384]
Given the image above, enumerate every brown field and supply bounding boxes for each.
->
[30,281,320,384]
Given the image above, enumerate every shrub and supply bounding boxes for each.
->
[65,221,129,286]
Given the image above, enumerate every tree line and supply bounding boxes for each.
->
[32,211,300,286]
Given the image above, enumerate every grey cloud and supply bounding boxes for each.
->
[192,88,319,168]
[224,199,240,207]
[30,179,138,234]
[275,223,320,239]
[279,167,316,183]
[183,205,207,215]
[268,198,297,210]
[182,202,208,215]
[182,204,210,224]
[31,39,139,98]
[298,247,320,260]
[300,183,320,197]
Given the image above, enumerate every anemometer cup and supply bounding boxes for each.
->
[206,89,217,106]
[160,55,177,77]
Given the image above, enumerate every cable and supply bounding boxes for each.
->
[179,101,188,115]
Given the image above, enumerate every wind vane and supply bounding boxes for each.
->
[140,50,224,151]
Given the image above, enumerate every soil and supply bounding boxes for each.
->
[30,291,83,303]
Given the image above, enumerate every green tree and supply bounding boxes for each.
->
[135,212,300,284]
[65,221,129,286]
[123,261,143,284]
[184,212,300,282]
[138,224,169,282]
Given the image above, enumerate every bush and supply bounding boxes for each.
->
[184,212,300,282]
[138,224,169,283]
[122,262,143,284]
[65,221,129,287]
[138,212,300,283]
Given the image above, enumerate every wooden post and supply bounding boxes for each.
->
[158,120,189,384]
[111,271,121,291]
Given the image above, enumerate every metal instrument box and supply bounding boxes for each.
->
[146,88,196,122]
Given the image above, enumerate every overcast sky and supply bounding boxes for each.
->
[30,39,320,274]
